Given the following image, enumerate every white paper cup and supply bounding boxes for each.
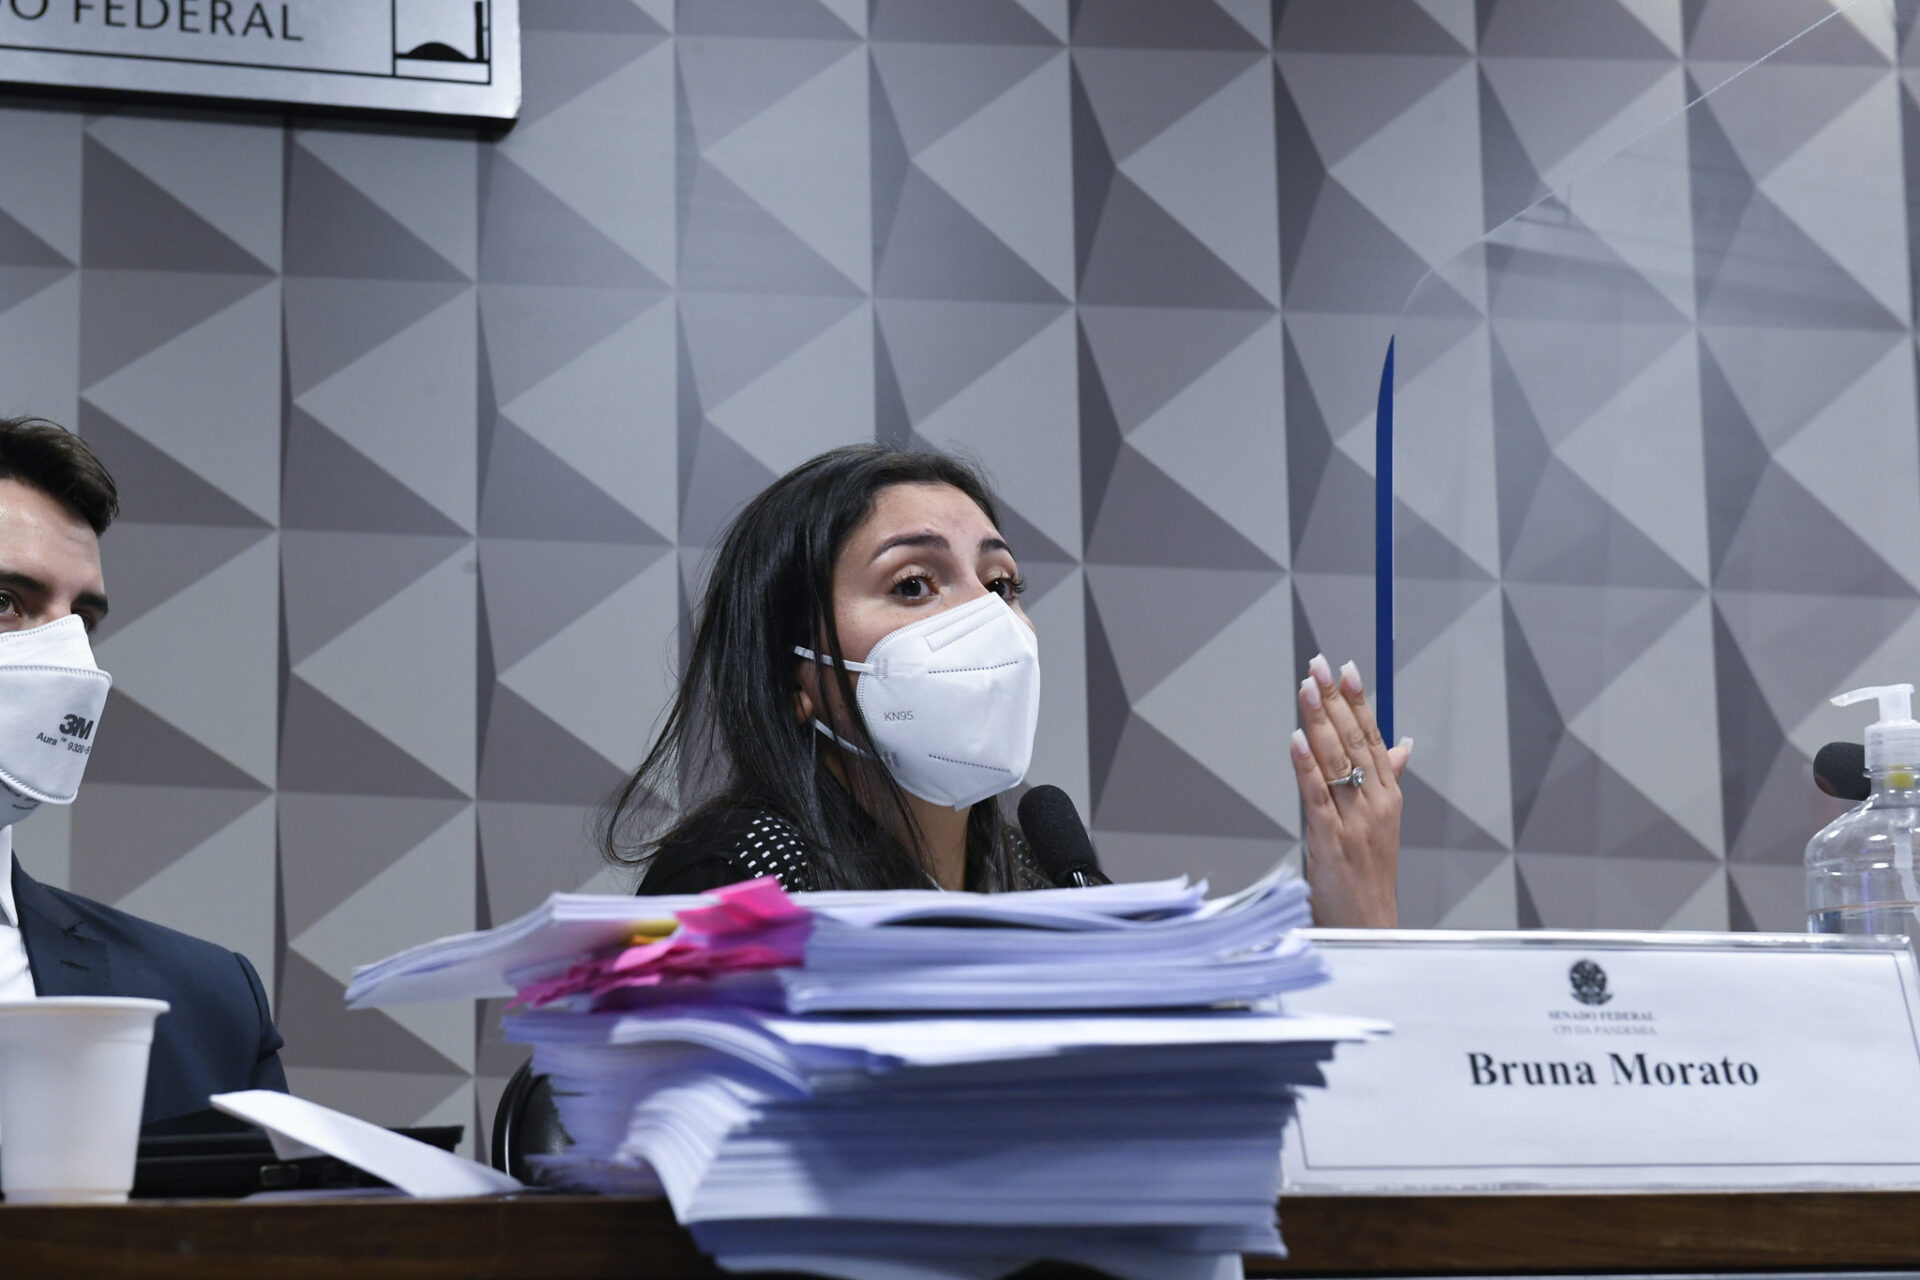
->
[0,997,168,1204]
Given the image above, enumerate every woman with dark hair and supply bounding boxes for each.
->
[603,445,1407,925]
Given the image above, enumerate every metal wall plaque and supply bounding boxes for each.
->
[0,0,518,120]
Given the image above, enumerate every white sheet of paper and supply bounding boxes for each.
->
[1283,930,1920,1191]
[210,1089,522,1198]
[754,1009,1383,1064]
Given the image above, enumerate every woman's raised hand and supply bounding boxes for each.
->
[1289,654,1411,928]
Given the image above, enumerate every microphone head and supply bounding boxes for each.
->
[1814,740,1870,802]
[1016,784,1107,887]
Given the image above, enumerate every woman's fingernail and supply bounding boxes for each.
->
[1291,728,1311,759]
[1398,736,1414,753]
[1300,677,1321,710]
[1309,653,1333,687]
[1340,660,1363,694]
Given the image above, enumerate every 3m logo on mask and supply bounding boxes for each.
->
[58,714,95,741]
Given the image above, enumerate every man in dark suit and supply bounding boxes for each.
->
[0,416,287,1124]
[11,863,287,1123]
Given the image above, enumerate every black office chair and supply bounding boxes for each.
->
[489,1060,572,1182]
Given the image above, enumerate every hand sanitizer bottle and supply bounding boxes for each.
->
[1807,683,1920,938]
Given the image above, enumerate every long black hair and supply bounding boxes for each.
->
[600,444,1029,891]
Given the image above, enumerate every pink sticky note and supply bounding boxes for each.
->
[515,877,811,1007]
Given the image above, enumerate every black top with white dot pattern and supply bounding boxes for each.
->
[639,809,822,895]
[635,807,1054,896]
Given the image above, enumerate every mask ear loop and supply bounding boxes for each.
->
[804,627,933,883]
[798,648,823,781]
[794,644,880,758]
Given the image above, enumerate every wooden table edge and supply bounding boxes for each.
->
[8,1189,1920,1277]
[1260,1188,1920,1274]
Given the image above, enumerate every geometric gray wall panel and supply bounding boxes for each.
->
[0,0,1891,1140]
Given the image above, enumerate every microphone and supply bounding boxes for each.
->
[1017,785,1111,888]
[1814,741,1869,802]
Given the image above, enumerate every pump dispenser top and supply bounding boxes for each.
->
[1832,683,1920,777]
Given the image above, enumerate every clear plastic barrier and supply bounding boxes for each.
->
[1385,0,1906,930]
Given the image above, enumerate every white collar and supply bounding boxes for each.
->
[0,826,15,929]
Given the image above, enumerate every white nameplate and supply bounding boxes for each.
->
[1283,930,1920,1191]
[0,0,519,120]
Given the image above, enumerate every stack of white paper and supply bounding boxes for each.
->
[349,868,1382,1279]
[346,877,1213,1007]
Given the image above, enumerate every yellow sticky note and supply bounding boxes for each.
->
[629,919,678,943]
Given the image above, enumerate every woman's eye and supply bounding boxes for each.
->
[892,575,933,600]
[0,592,17,615]
[987,576,1026,601]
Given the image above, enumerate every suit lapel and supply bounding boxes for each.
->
[12,856,110,996]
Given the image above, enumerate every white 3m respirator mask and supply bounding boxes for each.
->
[795,591,1041,810]
[0,614,112,822]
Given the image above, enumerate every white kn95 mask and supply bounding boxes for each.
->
[0,614,112,821]
[795,591,1041,810]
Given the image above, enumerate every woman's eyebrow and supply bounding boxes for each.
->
[870,533,1014,563]
[870,532,947,562]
